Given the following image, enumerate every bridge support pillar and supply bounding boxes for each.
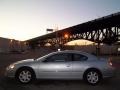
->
[96,43,100,56]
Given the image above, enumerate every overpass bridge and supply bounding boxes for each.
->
[26,12,120,49]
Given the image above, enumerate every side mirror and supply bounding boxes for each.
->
[42,60,48,63]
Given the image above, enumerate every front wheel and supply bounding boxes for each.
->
[84,70,101,85]
[16,68,34,84]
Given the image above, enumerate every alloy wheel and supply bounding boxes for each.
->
[18,70,32,83]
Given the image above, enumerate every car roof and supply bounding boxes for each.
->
[56,50,89,54]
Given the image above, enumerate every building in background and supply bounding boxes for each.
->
[0,37,27,53]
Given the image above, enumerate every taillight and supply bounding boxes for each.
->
[108,57,113,67]
[109,61,113,66]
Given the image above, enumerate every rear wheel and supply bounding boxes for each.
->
[84,70,101,85]
[16,68,35,84]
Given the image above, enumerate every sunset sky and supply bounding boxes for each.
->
[0,0,120,41]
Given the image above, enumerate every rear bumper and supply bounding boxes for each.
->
[102,67,116,78]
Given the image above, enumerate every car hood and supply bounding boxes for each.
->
[14,59,34,65]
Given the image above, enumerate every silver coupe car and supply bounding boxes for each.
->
[5,50,115,85]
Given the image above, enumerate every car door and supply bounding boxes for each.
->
[38,53,73,79]
[72,53,88,79]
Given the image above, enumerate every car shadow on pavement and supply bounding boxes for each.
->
[0,76,120,90]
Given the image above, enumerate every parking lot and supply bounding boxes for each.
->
[0,53,120,90]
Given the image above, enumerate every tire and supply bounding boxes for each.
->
[16,68,35,84]
[84,70,101,85]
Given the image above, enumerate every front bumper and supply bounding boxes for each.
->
[5,67,16,78]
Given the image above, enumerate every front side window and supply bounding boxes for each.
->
[45,53,71,62]
[73,54,88,61]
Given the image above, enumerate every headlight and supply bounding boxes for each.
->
[9,64,15,69]
[7,64,15,70]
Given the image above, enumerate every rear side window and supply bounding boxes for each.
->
[73,54,88,61]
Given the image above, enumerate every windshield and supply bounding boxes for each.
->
[36,52,56,61]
